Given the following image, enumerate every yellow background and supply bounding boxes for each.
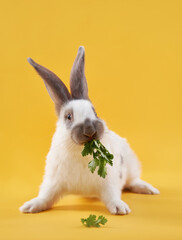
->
[0,0,182,239]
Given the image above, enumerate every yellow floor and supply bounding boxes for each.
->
[1,172,182,240]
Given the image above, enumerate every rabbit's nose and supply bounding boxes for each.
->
[83,119,96,138]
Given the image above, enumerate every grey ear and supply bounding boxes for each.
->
[70,46,89,100]
[28,58,71,115]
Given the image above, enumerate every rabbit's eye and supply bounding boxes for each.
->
[64,109,73,125]
[67,113,72,120]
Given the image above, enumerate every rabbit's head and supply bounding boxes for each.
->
[28,46,105,145]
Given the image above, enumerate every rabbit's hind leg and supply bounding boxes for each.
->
[124,178,160,195]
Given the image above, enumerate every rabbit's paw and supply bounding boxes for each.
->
[107,200,131,215]
[19,198,48,213]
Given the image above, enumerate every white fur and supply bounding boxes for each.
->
[20,100,159,214]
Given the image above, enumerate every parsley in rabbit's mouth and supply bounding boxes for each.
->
[81,139,113,178]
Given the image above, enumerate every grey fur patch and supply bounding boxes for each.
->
[120,155,124,165]
[64,108,74,128]
[71,123,85,144]
[70,46,89,100]
[27,58,71,116]
[92,107,98,118]
[119,156,123,179]
[93,120,104,140]
[83,118,96,137]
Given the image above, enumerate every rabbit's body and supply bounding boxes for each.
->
[20,47,159,215]
[43,106,138,198]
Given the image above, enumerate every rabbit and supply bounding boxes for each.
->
[20,46,159,215]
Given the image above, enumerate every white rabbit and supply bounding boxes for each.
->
[20,46,159,215]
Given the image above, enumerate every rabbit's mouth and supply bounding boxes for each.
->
[71,119,104,145]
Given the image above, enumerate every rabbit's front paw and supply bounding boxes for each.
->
[107,200,131,215]
[19,198,48,213]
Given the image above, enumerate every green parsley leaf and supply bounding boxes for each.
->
[82,141,94,156]
[81,214,108,227]
[88,159,99,173]
[82,139,113,178]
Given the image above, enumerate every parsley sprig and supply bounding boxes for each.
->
[81,214,107,227]
[82,139,113,178]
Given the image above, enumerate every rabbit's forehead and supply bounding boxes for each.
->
[64,100,96,121]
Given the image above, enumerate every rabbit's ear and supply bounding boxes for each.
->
[70,46,89,100]
[28,58,71,115]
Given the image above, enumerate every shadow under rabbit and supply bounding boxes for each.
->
[51,204,109,214]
